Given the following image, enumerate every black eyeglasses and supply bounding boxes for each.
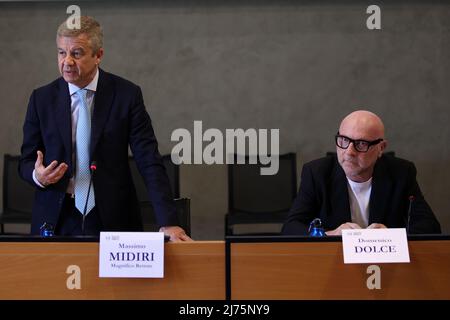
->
[335,133,383,153]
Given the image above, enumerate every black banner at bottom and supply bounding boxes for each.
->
[1,300,447,318]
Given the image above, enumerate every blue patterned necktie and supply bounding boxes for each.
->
[75,89,95,214]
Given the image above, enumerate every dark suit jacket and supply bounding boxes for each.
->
[282,154,441,235]
[19,69,178,234]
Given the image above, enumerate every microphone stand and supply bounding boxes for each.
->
[406,195,415,234]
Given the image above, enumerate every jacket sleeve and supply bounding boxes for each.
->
[128,85,178,227]
[19,90,44,188]
[282,163,318,235]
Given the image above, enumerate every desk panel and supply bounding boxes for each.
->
[230,240,450,299]
[0,241,225,299]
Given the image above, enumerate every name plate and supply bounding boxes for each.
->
[342,228,410,264]
[99,232,164,278]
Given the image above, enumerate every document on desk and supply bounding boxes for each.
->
[342,228,410,264]
[99,232,164,278]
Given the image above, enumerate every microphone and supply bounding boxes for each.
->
[406,195,415,234]
[81,161,97,235]
[40,222,54,237]
[308,218,326,237]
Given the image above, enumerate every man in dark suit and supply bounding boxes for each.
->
[283,110,441,236]
[19,16,191,241]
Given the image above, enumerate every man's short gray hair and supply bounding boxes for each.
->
[56,16,103,54]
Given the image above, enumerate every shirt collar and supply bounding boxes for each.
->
[347,176,372,191]
[68,68,99,96]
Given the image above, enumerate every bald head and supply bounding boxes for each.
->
[336,110,387,182]
[339,110,385,140]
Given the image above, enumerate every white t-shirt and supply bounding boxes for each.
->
[346,177,372,228]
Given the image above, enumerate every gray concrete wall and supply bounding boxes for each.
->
[1,1,449,239]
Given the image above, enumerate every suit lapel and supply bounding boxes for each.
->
[91,69,114,158]
[55,78,72,160]
[329,161,352,226]
[369,157,393,224]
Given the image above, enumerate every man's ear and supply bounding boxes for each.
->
[379,140,387,157]
[95,48,104,65]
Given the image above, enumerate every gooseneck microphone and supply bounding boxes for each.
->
[406,195,415,234]
[308,218,325,237]
[81,161,97,235]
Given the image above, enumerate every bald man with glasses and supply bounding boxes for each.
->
[283,110,441,236]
